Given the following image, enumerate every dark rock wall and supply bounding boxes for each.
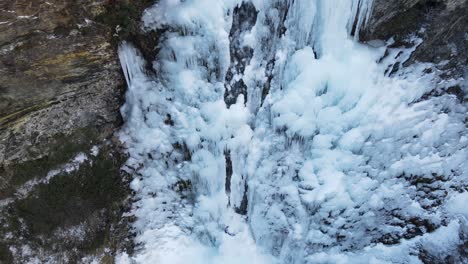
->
[362,0,468,79]
[0,0,151,262]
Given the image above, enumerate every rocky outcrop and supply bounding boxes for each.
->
[0,0,124,165]
[362,0,468,80]
[0,0,150,262]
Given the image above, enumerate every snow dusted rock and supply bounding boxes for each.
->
[363,0,468,79]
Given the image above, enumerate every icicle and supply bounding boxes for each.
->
[349,0,374,39]
[118,42,146,88]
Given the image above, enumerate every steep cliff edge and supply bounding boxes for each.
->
[0,0,150,262]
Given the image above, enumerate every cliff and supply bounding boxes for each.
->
[0,0,150,262]
[0,0,466,263]
[363,0,467,81]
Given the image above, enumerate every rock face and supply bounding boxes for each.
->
[363,0,468,80]
[0,0,150,262]
[0,0,124,165]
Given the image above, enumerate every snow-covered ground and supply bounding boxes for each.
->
[117,0,467,263]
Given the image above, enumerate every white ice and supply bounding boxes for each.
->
[117,0,467,263]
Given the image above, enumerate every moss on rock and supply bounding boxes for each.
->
[0,242,13,263]
[0,140,132,262]
[1,127,100,200]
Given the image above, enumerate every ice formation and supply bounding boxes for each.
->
[117,0,467,263]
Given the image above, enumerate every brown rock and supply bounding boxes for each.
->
[0,0,125,166]
[0,0,145,262]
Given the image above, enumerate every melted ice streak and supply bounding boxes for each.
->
[118,0,467,263]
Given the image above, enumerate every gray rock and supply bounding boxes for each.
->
[362,0,468,79]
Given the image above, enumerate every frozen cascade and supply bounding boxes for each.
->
[117,0,468,263]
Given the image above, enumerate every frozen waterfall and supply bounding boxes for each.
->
[117,0,468,263]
